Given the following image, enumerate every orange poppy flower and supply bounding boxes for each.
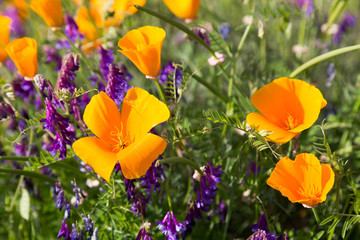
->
[30,0,64,28]
[163,0,201,20]
[6,37,38,79]
[112,0,146,21]
[246,77,327,144]
[118,26,166,78]
[267,153,335,208]
[75,7,104,42]
[0,16,12,63]
[13,0,29,20]
[72,88,170,182]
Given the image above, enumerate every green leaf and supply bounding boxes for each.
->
[19,188,30,221]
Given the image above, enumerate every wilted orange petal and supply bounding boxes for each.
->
[267,156,303,203]
[246,112,298,144]
[320,164,335,201]
[83,92,122,146]
[72,137,118,183]
[117,133,166,179]
[121,87,170,141]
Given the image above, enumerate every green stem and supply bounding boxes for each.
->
[312,208,320,223]
[158,157,201,173]
[0,156,33,161]
[188,72,228,103]
[8,175,24,212]
[153,78,167,104]
[0,168,57,184]
[289,44,360,78]
[166,163,172,211]
[222,182,235,240]
[326,0,348,32]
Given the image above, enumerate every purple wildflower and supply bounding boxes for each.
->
[71,224,81,240]
[140,161,165,195]
[3,7,24,36]
[192,27,210,48]
[295,0,314,17]
[34,75,58,103]
[43,45,62,71]
[81,214,94,238]
[218,22,231,40]
[105,64,130,105]
[159,62,183,85]
[182,162,222,237]
[55,182,65,211]
[333,13,356,45]
[12,77,36,102]
[56,53,80,94]
[124,178,149,216]
[56,15,83,49]
[64,202,71,220]
[71,180,85,209]
[136,227,153,240]
[0,102,15,120]
[157,211,184,240]
[99,46,114,80]
[245,161,261,178]
[57,220,71,239]
[41,98,76,159]
[250,213,289,240]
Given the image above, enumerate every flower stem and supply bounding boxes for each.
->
[153,78,167,104]
[289,44,360,78]
[312,208,320,223]
[158,157,201,174]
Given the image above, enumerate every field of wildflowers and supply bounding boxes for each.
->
[1,0,360,239]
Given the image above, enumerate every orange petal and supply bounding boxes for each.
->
[30,0,64,28]
[246,112,298,144]
[0,16,12,63]
[163,0,201,20]
[320,164,335,201]
[72,137,118,183]
[83,92,122,146]
[117,133,167,179]
[121,87,170,140]
[250,77,326,134]
[267,156,303,203]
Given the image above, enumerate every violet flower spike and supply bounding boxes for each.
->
[99,46,114,81]
[157,211,184,240]
[105,64,130,105]
[250,213,289,240]
[136,227,153,240]
[333,13,356,45]
[140,161,165,196]
[56,15,83,49]
[57,220,71,239]
[70,223,80,240]
[56,53,80,94]
[43,45,62,71]
[124,178,149,216]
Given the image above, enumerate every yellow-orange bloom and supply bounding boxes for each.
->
[13,0,29,20]
[30,0,64,28]
[112,0,146,20]
[118,26,165,77]
[163,0,201,20]
[267,153,335,208]
[0,16,12,63]
[6,37,38,79]
[72,88,170,182]
[246,77,327,144]
[75,7,104,42]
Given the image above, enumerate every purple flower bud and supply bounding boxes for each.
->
[157,211,184,240]
[192,27,210,48]
[71,180,84,209]
[0,102,15,120]
[56,189,65,211]
[71,224,80,240]
[81,214,94,237]
[64,202,71,220]
[249,213,288,240]
[333,13,356,45]
[136,227,153,240]
[105,64,130,105]
[56,15,83,49]
[57,220,71,239]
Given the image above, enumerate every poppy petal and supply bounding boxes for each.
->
[267,156,303,203]
[320,164,335,201]
[121,87,170,140]
[246,112,298,144]
[83,92,122,146]
[72,137,118,183]
[117,133,166,179]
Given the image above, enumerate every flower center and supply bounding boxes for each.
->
[109,124,133,152]
[284,114,298,130]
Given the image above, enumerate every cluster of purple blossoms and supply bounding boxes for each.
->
[12,77,36,102]
[159,62,183,86]
[71,180,86,208]
[333,13,357,45]
[56,15,84,49]
[136,227,153,240]
[192,27,211,48]
[43,45,63,71]
[295,0,314,17]
[105,64,131,105]
[41,98,76,159]
[0,101,15,120]
[140,161,165,196]
[56,53,80,94]
[218,22,231,40]
[249,213,289,240]
[99,46,114,81]
[157,211,184,240]
[124,178,150,217]
[182,162,223,237]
